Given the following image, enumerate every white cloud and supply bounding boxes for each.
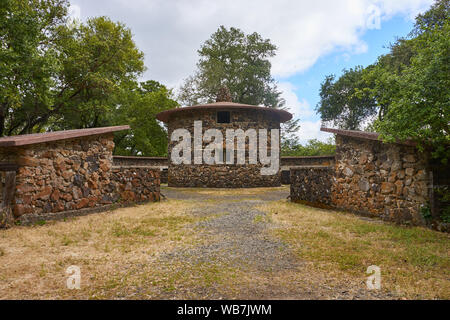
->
[68,4,81,22]
[70,0,433,86]
[69,0,433,143]
[278,82,314,120]
[297,120,332,144]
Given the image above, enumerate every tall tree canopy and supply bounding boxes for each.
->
[316,66,378,130]
[373,1,449,161]
[316,0,449,162]
[0,0,68,136]
[179,26,280,107]
[178,26,300,146]
[112,80,178,156]
[0,0,176,156]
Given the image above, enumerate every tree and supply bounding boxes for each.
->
[1,1,145,134]
[179,26,300,144]
[17,15,145,133]
[46,16,145,130]
[374,15,450,162]
[179,26,278,106]
[316,38,417,132]
[316,66,378,130]
[112,80,178,156]
[316,0,449,162]
[413,0,449,35]
[282,138,336,157]
[0,0,68,136]
[0,0,175,156]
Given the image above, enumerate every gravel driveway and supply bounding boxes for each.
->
[155,186,394,299]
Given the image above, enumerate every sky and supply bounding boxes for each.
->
[68,0,434,144]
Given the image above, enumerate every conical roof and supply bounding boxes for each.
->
[156,101,292,123]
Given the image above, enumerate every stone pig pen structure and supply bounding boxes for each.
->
[156,101,293,188]
[290,127,449,229]
[0,126,160,227]
[112,155,334,185]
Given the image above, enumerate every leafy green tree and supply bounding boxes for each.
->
[0,0,68,136]
[316,66,378,130]
[112,80,178,156]
[360,38,416,126]
[316,38,417,132]
[1,0,175,156]
[374,15,450,162]
[316,0,449,162]
[46,16,145,130]
[1,1,146,135]
[413,0,449,35]
[179,26,279,107]
[282,138,336,157]
[179,26,300,144]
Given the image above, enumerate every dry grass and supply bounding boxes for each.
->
[260,200,450,299]
[1,187,448,300]
[0,200,202,299]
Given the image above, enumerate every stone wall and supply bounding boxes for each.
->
[290,134,433,226]
[11,134,116,217]
[110,156,335,169]
[110,155,335,185]
[430,159,450,222]
[113,156,168,167]
[110,166,160,203]
[281,156,335,168]
[0,133,160,224]
[113,156,168,183]
[332,135,431,225]
[281,156,335,184]
[169,164,280,188]
[281,170,290,185]
[167,109,281,188]
[290,166,333,208]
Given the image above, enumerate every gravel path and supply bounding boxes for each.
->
[155,187,395,299]
[160,199,298,272]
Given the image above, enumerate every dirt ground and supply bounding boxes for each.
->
[0,186,448,299]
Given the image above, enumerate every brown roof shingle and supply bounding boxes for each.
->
[156,101,293,123]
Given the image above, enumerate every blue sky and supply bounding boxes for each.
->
[68,0,433,143]
[280,15,417,142]
[285,16,415,115]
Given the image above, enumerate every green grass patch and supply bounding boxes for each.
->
[262,200,450,299]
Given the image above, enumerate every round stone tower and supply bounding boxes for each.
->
[156,102,292,188]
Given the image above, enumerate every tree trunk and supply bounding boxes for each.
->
[0,103,6,137]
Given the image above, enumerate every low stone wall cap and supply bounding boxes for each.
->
[113,155,167,160]
[290,165,333,169]
[282,155,335,159]
[0,125,130,147]
[320,127,416,146]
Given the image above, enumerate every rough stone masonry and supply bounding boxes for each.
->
[290,127,445,229]
[0,126,160,226]
[156,101,293,188]
[332,133,431,225]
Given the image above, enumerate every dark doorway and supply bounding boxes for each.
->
[217,111,231,123]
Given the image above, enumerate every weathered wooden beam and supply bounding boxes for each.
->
[0,171,16,228]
